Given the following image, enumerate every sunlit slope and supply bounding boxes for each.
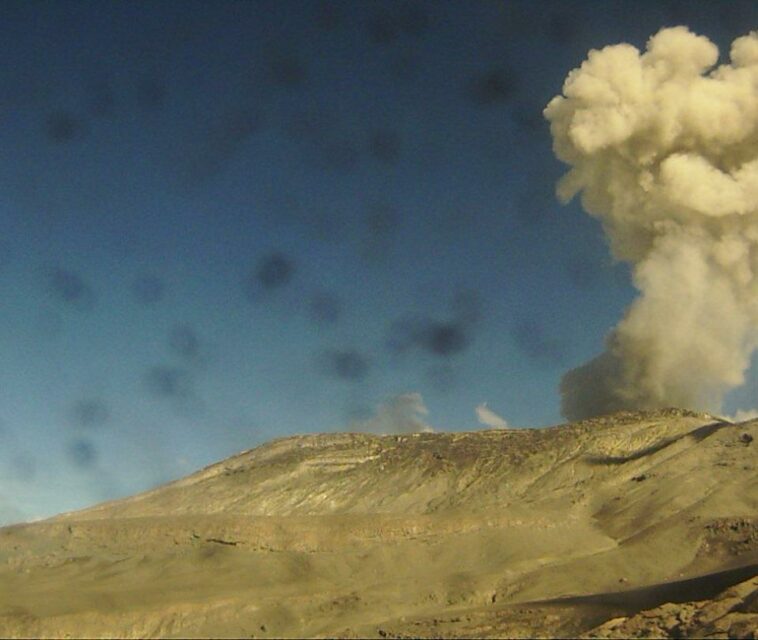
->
[0,408,755,639]
[49,408,740,518]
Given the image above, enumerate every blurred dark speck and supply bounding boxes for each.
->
[132,274,165,305]
[369,129,401,164]
[309,291,342,324]
[511,319,565,365]
[365,2,428,44]
[319,348,370,382]
[223,107,262,139]
[314,1,342,31]
[397,1,429,37]
[136,76,165,110]
[46,267,95,308]
[268,52,307,87]
[70,399,110,428]
[68,439,97,468]
[256,252,295,291]
[421,321,468,357]
[513,101,546,133]
[366,11,398,45]
[467,68,518,106]
[365,203,397,237]
[545,12,579,46]
[45,111,85,143]
[144,365,191,398]
[361,203,398,263]
[169,324,200,360]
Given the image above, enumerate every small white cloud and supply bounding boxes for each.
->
[476,402,509,429]
[24,514,46,523]
[350,392,434,434]
[727,408,758,423]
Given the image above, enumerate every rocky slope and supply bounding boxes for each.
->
[582,573,758,639]
[0,408,756,638]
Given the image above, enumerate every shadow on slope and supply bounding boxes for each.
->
[538,562,758,614]
[584,420,732,465]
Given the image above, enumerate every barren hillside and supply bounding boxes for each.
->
[1,408,756,638]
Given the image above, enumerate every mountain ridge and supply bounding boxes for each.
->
[1,407,755,638]
[48,407,727,520]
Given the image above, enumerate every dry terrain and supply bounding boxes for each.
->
[0,408,756,638]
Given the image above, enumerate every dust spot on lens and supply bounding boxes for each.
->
[268,51,307,87]
[511,319,565,366]
[309,291,342,324]
[369,129,401,164]
[169,324,201,360]
[421,321,469,357]
[366,11,398,45]
[256,252,295,291]
[314,1,342,30]
[467,68,518,106]
[45,267,96,308]
[45,111,85,143]
[68,439,97,468]
[70,398,110,429]
[318,349,370,382]
[136,76,166,110]
[144,365,192,398]
[132,274,165,305]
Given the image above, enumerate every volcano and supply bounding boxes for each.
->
[1,408,756,638]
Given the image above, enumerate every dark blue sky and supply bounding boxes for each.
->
[1,0,756,524]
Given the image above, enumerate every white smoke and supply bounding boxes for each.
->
[729,408,758,423]
[544,27,758,421]
[349,392,434,434]
[475,402,509,428]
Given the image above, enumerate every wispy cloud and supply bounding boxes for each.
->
[727,408,758,423]
[475,402,509,429]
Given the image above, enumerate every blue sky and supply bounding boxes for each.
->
[1,0,757,524]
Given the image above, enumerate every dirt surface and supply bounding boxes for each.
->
[0,408,756,638]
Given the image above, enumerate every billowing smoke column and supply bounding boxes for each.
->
[545,27,758,421]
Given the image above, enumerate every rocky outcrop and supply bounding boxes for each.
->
[583,575,758,639]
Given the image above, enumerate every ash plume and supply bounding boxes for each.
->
[349,392,434,435]
[545,27,758,421]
